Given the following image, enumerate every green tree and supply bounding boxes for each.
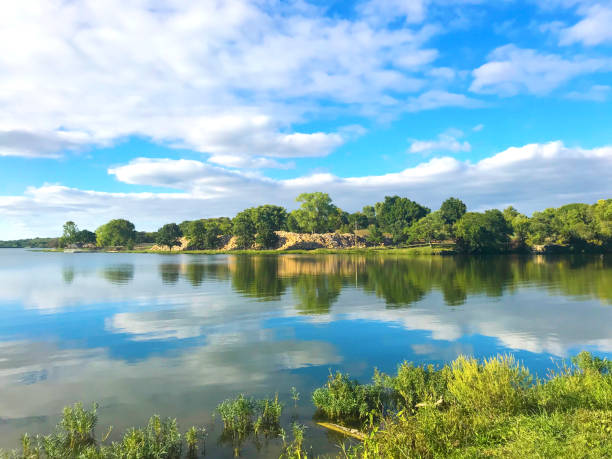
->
[60,221,79,247]
[527,209,559,244]
[135,231,157,244]
[186,220,206,249]
[252,205,288,248]
[155,223,183,250]
[440,197,467,226]
[349,212,369,231]
[203,221,223,249]
[375,196,430,243]
[592,199,612,243]
[95,219,136,248]
[455,210,512,253]
[286,212,302,232]
[233,210,256,248]
[362,205,377,226]
[503,206,520,222]
[408,212,447,245]
[292,192,340,234]
[186,220,222,249]
[75,229,96,245]
[366,225,384,245]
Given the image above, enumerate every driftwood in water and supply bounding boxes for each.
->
[317,422,366,441]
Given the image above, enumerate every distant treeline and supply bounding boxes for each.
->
[0,237,57,248]
[13,193,612,253]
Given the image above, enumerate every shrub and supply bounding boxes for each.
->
[312,372,390,425]
[216,394,257,439]
[447,355,533,416]
[254,394,283,436]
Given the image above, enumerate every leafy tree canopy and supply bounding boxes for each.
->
[233,209,257,249]
[408,211,447,245]
[375,196,430,243]
[95,219,136,248]
[455,210,512,253]
[291,192,341,234]
[156,223,183,249]
[440,197,467,225]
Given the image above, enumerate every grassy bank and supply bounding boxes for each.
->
[41,244,457,255]
[2,352,610,458]
[316,351,612,458]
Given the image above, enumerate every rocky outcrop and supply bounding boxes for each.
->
[150,231,376,251]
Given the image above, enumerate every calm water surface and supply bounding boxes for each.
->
[0,249,611,456]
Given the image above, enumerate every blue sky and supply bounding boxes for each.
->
[1,0,612,239]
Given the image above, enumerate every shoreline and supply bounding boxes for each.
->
[31,246,611,255]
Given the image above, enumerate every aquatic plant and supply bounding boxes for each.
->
[216,394,257,439]
[0,404,204,459]
[110,415,183,458]
[279,423,308,459]
[312,371,391,425]
[254,394,282,436]
[217,393,284,441]
[290,387,300,408]
[184,426,206,458]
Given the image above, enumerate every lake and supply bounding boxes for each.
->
[0,249,611,456]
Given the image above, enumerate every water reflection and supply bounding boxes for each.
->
[293,275,342,315]
[102,264,134,285]
[0,250,611,455]
[62,267,75,284]
[221,254,612,307]
[159,263,180,285]
[230,256,286,301]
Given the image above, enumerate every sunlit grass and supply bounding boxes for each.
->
[2,352,610,458]
[328,352,612,458]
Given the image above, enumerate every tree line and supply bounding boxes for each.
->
[53,193,612,253]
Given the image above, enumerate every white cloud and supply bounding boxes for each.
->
[1,141,611,239]
[0,130,94,158]
[427,67,457,80]
[566,84,611,101]
[409,129,472,154]
[357,0,428,25]
[207,155,294,169]
[471,44,611,95]
[0,0,444,161]
[560,4,612,45]
[472,123,484,132]
[407,90,483,111]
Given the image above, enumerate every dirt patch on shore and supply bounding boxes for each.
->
[151,231,374,251]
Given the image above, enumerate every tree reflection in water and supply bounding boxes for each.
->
[142,254,611,311]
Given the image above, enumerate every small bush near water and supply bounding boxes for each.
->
[216,394,283,439]
[315,352,612,458]
[0,403,205,459]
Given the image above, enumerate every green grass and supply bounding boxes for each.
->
[0,403,203,459]
[3,352,610,458]
[323,351,612,458]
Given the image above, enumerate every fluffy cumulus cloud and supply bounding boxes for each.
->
[1,141,611,238]
[0,0,448,161]
[471,44,612,96]
[560,3,612,46]
[409,129,472,154]
[0,130,94,158]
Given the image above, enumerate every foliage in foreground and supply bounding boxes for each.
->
[2,352,611,458]
[216,394,283,441]
[0,403,205,459]
[315,352,612,458]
